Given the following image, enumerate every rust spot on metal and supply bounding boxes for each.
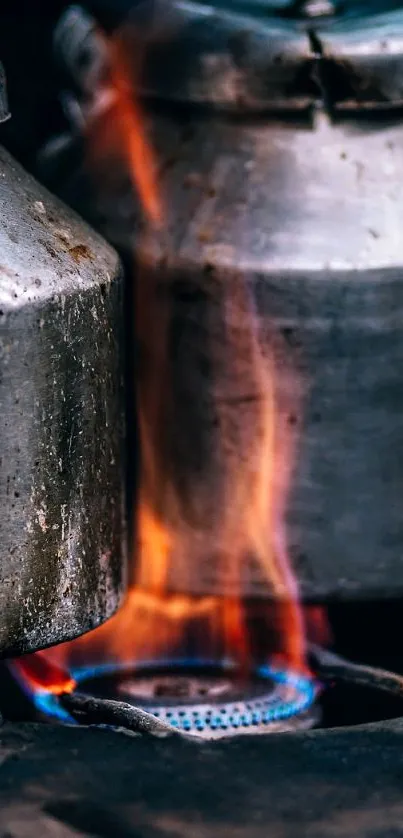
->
[68,244,94,262]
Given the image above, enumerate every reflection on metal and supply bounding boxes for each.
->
[301,1,336,15]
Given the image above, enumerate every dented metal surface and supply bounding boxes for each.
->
[0,145,127,656]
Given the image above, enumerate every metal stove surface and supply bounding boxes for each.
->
[1,716,403,838]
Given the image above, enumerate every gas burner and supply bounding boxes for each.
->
[29,659,318,739]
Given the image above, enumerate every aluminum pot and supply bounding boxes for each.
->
[0,138,127,657]
[37,3,403,602]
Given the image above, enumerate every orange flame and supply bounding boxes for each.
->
[107,40,161,226]
[14,28,313,696]
[88,32,161,227]
[12,653,76,696]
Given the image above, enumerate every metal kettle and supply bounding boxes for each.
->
[0,63,127,657]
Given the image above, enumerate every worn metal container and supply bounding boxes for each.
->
[0,142,127,656]
[38,2,403,601]
[140,110,403,602]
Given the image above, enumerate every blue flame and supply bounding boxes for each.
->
[33,691,74,723]
[258,662,316,715]
[13,656,316,731]
[8,662,76,724]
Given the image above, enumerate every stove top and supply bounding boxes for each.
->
[1,714,403,838]
[3,602,403,837]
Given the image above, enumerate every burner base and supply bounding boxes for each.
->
[71,660,318,739]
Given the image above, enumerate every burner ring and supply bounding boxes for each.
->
[35,658,317,737]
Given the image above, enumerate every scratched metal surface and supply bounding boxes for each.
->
[0,146,127,656]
